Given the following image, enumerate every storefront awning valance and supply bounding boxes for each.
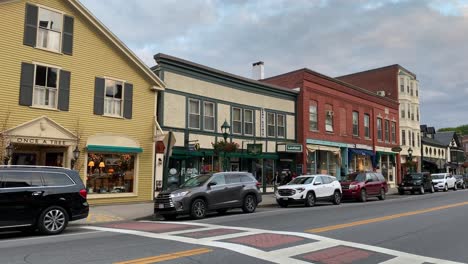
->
[87,145,143,153]
[172,148,214,157]
[348,148,374,157]
[307,145,340,153]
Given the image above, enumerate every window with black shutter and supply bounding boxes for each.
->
[94,78,133,119]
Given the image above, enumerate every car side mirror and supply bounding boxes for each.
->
[208,182,217,187]
[314,182,321,185]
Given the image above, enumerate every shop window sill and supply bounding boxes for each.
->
[30,105,60,112]
[102,114,125,119]
[88,193,138,199]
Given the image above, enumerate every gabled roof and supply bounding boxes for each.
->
[421,137,446,148]
[434,131,457,146]
[420,125,427,132]
[68,0,165,90]
[336,64,417,79]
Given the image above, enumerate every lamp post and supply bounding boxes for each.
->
[407,147,413,173]
[221,120,231,171]
[71,146,80,169]
[4,142,13,165]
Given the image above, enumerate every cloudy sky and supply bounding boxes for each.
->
[80,0,468,128]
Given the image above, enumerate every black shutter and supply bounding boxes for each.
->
[23,4,38,47]
[62,15,74,55]
[58,70,71,111]
[19,62,35,106]
[94,77,105,115]
[123,83,133,119]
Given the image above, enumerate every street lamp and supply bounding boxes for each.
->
[407,147,413,173]
[221,120,231,171]
[71,146,81,169]
[4,142,13,165]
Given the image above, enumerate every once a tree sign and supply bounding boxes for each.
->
[391,146,402,152]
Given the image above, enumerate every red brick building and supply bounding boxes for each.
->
[263,68,401,185]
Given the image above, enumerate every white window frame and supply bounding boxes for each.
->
[232,107,242,135]
[188,98,201,129]
[277,114,285,138]
[364,114,370,138]
[391,122,396,143]
[384,120,390,142]
[377,118,383,141]
[325,111,333,132]
[352,111,359,136]
[267,112,276,138]
[203,101,215,132]
[104,78,125,117]
[36,6,64,53]
[309,103,318,131]
[32,63,60,109]
[244,109,254,136]
[402,130,406,145]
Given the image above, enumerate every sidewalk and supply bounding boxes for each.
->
[72,187,398,225]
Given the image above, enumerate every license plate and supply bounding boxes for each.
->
[158,204,164,209]
[404,187,411,190]
[282,197,288,200]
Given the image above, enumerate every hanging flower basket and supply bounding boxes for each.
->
[212,141,239,154]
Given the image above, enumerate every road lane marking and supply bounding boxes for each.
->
[113,248,212,264]
[306,201,468,233]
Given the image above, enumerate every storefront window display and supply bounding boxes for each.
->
[87,153,135,194]
[379,154,395,182]
[350,155,372,173]
[264,159,275,185]
[307,150,338,176]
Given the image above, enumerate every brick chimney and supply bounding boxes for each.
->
[252,61,264,80]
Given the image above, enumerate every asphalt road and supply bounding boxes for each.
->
[1,189,468,264]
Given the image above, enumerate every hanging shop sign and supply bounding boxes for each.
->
[286,144,303,153]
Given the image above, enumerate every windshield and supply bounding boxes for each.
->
[404,174,422,180]
[288,177,314,185]
[432,174,445,180]
[342,173,366,182]
[180,174,212,188]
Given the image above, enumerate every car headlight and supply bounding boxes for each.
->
[170,191,189,198]
[296,187,305,193]
[349,184,358,190]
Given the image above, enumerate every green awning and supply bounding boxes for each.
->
[87,145,143,153]
[171,148,278,160]
[172,148,214,157]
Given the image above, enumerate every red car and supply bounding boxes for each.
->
[340,172,388,202]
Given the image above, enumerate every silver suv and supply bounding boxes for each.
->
[154,172,262,220]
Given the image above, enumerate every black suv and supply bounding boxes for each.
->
[398,172,434,195]
[155,172,262,220]
[0,166,89,235]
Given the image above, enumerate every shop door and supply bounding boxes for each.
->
[45,152,64,167]
[12,153,37,166]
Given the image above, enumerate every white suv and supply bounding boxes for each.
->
[431,173,457,192]
[275,175,342,207]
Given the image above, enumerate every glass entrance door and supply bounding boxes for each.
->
[45,152,64,167]
[12,153,37,165]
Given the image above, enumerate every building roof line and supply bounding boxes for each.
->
[336,64,417,79]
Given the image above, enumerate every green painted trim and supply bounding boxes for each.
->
[158,62,297,101]
[87,145,143,153]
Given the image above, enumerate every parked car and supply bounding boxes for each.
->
[154,172,262,220]
[431,173,457,191]
[454,175,466,189]
[0,165,89,235]
[340,172,388,202]
[275,175,342,207]
[398,172,434,195]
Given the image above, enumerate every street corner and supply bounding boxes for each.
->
[292,245,395,264]
[82,212,124,224]
[99,221,202,233]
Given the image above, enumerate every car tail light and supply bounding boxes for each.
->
[79,189,87,199]
[256,182,261,189]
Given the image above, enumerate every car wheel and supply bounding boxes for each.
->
[277,200,288,208]
[398,189,404,195]
[242,194,257,213]
[304,192,316,207]
[360,189,367,202]
[162,214,177,221]
[37,206,68,235]
[216,209,228,215]
[430,185,435,193]
[453,183,457,191]
[444,184,448,192]
[378,188,386,200]
[419,185,425,195]
[190,199,207,219]
[332,191,341,205]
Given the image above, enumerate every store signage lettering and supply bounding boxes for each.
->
[286,144,303,152]
[260,108,266,137]
[16,137,67,145]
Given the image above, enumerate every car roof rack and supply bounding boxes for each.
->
[0,165,71,170]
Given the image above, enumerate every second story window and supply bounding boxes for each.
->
[352,111,359,136]
[402,130,406,145]
[416,107,419,121]
[277,114,285,138]
[417,133,420,147]
[325,105,333,132]
[377,118,383,141]
[244,109,254,136]
[37,7,63,52]
[203,102,215,131]
[232,107,242,134]
[391,122,396,143]
[410,82,413,96]
[104,79,123,116]
[267,112,276,137]
[412,132,415,147]
[400,78,404,92]
[34,65,59,108]
[407,103,410,119]
[188,99,200,129]
[309,101,318,131]
[384,120,390,142]
[364,114,370,138]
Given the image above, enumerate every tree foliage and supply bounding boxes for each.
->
[438,124,468,135]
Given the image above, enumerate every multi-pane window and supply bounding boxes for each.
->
[352,111,359,136]
[277,114,285,138]
[188,99,200,129]
[402,130,406,145]
[104,79,123,116]
[400,78,404,92]
[325,109,333,132]
[232,107,242,134]
[244,109,254,136]
[407,103,410,118]
[416,107,419,121]
[309,101,318,131]
[411,105,415,120]
[384,120,390,142]
[34,65,59,108]
[364,114,370,138]
[391,122,396,143]
[377,118,382,141]
[203,102,215,131]
[410,82,413,96]
[412,132,415,147]
[267,112,276,137]
[37,7,63,52]
[401,106,405,118]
